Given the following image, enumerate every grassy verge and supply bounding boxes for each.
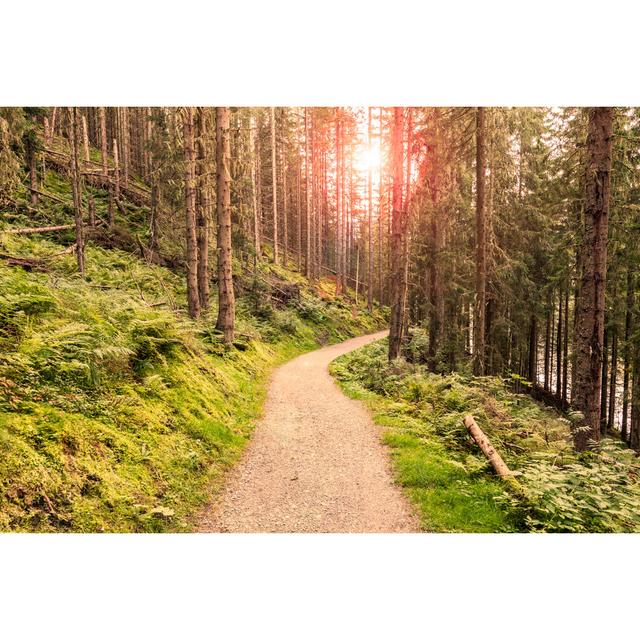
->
[331,338,640,533]
[331,341,517,532]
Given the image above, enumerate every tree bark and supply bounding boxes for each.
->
[563,288,569,403]
[367,107,374,311]
[270,107,278,264]
[572,107,613,451]
[608,323,618,433]
[305,108,313,278]
[556,289,563,399]
[182,107,200,319]
[622,267,634,442]
[388,107,405,361]
[463,415,512,479]
[195,107,210,311]
[215,107,235,344]
[473,107,487,375]
[67,108,85,276]
[334,111,342,294]
[600,325,609,435]
[99,107,108,177]
[250,115,261,260]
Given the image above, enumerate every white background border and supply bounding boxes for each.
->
[2,1,640,637]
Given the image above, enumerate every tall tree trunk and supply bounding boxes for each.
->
[121,107,130,187]
[80,115,96,228]
[388,108,405,360]
[473,107,487,375]
[622,268,634,442]
[544,305,551,391]
[67,108,85,276]
[249,116,260,261]
[215,107,235,344]
[600,325,609,435]
[378,108,384,304]
[282,129,288,266]
[305,108,312,278]
[572,107,613,451]
[556,289,563,400]
[195,108,210,311]
[99,107,108,177]
[270,107,278,264]
[528,314,537,383]
[296,153,302,270]
[608,323,618,433]
[182,107,200,319]
[367,107,374,310]
[334,111,343,294]
[563,288,569,403]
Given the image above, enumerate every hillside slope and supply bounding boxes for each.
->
[0,158,386,532]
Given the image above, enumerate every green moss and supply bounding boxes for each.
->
[0,228,384,532]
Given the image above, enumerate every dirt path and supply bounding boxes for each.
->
[198,330,418,533]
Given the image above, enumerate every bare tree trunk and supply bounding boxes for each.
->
[80,115,96,228]
[572,107,613,451]
[367,107,374,311]
[608,323,618,433]
[67,108,85,276]
[378,108,384,304]
[270,107,279,264]
[282,135,289,266]
[182,107,200,319]
[215,107,235,344]
[622,268,634,442]
[99,107,108,177]
[600,325,609,435]
[473,107,487,375]
[556,289,563,400]
[195,108,210,311]
[305,108,312,278]
[528,314,538,383]
[27,121,38,206]
[388,107,405,360]
[334,112,343,294]
[296,152,302,270]
[563,288,569,403]
[544,305,551,391]
[121,106,130,187]
[255,113,263,257]
[250,115,261,260]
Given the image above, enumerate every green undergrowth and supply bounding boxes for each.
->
[0,228,385,532]
[331,339,640,533]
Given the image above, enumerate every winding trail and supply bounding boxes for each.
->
[198,330,418,533]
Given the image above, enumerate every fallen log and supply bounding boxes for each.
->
[463,414,512,479]
[4,224,75,234]
[0,253,48,272]
[27,188,68,205]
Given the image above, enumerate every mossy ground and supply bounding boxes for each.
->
[0,157,386,532]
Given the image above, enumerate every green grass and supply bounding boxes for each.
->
[0,168,386,531]
[332,365,516,532]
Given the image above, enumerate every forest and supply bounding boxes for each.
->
[1,106,639,532]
